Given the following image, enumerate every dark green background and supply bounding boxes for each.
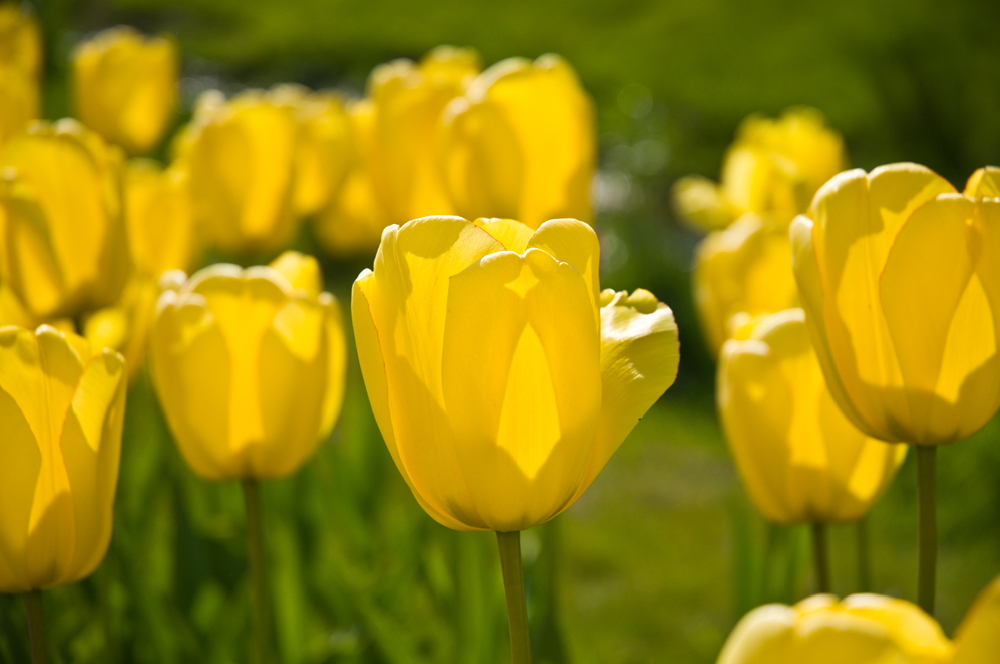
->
[2,0,1000,662]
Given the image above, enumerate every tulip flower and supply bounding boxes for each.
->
[718,309,905,589]
[312,46,480,257]
[72,26,178,155]
[790,162,1000,614]
[0,5,41,150]
[353,215,679,662]
[440,55,595,230]
[694,213,799,354]
[150,251,345,480]
[716,594,951,664]
[674,108,847,231]
[124,159,196,278]
[175,88,300,255]
[0,119,129,320]
[0,324,127,662]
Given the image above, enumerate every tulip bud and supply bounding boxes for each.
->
[790,163,1000,445]
[72,26,178,155]
[176,88,301,255]
[717,594,951,664]
[0,325,127,593]
[124,159,196,278]
[693,213,799,354]
[675,108,847,232]
[718,309,905,524]
[150,251,346,480]
[353,216,679,531]
[0,5,41,151]
[0,119,129,319]
[440,55,596,230]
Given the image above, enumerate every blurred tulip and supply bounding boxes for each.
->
[271,85,353,218]
[718,309,905,525]
[0,325,126,592]
[440,54,595,230]
[84,277,159,380]
[716,593,952,664]
[176,88,300,255]
[124,159,195,277]
[674,108,847,231]
[150,251,346,480]
[790,163,1000,446]
[312,46,479,257]
[0,119,129,320]
[0,5,41,149]
[352,216,679,531]
[952,574,1000,664]
[72,26,178,155]
[694,213,799,354]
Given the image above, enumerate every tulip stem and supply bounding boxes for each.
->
[857,517,872,591]
[917,446,937,616]
[243,479,271,664]
[497,531,531,664]
[23,590,48,664]
[811,523,829,594]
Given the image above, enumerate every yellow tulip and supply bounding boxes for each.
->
[84,277,160,380]
[718,309,905,524]
[150,251,346,481]
[0,325,126,592]
[352,216,679,531]
[716,593,952,664]
[273,86,353,218]
[0,119,129,320]
[176,88,300,255]
[0,5,42,149]
[674,108,847,231]
[694,213,799,354]
[311,99,389,257]
[964,165,1000,198]
[790,163,1000,445]
[440,54,595,230]
[124,159,196,277]
[952,574,1000,664]
[72,26,177,155]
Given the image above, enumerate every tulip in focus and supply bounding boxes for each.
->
[150,251,346,480]
[0,5,41,149]
[313,46,480,256]
[718,309,905,525]
[674,108,847,231]
[790,163,1000,446]
[0,325,127,593]
[440,55,595,230]
[72,26,178,155]
[175,88,300,255]
[694,213,799,354]
[0,119,129,320]
[353,216,679,532]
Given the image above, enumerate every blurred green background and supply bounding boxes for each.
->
[3,0,1000,662]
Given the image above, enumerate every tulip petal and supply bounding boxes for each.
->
[441,249,601,530]
[318,293,347,439]
[363,217,505,528]
[351,274,472,531]
[952,575,1000,664]
[59,349,126,583]
[717,603,796,664]
[527,218,601,325]
[472,217,534,254]
[879,195,999,443]
[964,166,1000,198]
[570,289,678,502]
[841,595,952,661]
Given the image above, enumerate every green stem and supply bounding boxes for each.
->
[23,590,48,664]
[917,446,937,616]
[496,531,531,664]
[856,516,872,591]
[811,522,829,594]
[243,479,270,664]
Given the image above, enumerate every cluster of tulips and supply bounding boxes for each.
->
[0,7,683,663]
[675,110,1000,661]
